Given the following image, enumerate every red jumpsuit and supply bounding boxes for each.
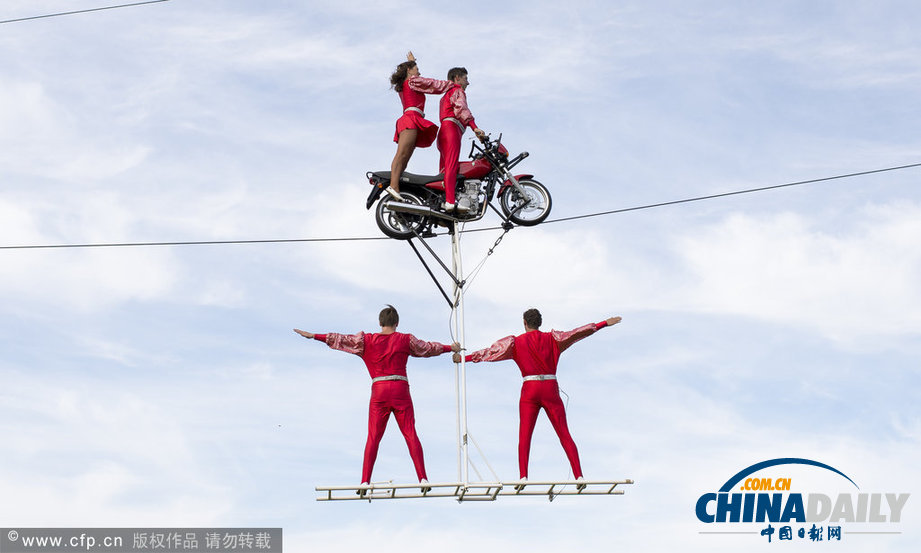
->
[393,76,453,148]
[436,85,479,205]
[465,320,610,479]
[314,331,452,483]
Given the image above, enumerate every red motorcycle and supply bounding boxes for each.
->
[365,134,552,239]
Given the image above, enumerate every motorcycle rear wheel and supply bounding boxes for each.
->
[500,178,552,226]
[375,191,427,240]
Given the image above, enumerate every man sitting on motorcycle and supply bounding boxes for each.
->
[437,67,486,213]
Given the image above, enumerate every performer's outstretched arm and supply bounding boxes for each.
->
[553,316,622,353]
[409,335,461,358]
[407,75,453,94]
[293,328,365,355]
[459,335,516,364]
[293,328,314,339]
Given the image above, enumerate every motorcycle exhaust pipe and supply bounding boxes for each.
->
[386,202,436,217]
[387,201,464,222]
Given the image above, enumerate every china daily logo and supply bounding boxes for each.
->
[696,458,910,543]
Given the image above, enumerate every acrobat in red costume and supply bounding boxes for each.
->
[463,310,622,481]
[294,307,458,485]
[394,75,453,148]
[388,52,454,198]
[436,67,484,209]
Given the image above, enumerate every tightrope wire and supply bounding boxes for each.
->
[2,161,918,251]
[0,0,170,25]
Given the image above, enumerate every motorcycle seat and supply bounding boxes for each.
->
[371,170,446,185]
[400,171,445,185]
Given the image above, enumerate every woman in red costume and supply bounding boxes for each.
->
[388,51,453,200]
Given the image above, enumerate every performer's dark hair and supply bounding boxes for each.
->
[379,305,400,327]
[447,67,467,82]
[390,60,417,92]
[523,308,542,329]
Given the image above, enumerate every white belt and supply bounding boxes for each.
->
[442,117,464,132]
[523,374,557,382]
[404,106,424,116]
[372,375,409,383]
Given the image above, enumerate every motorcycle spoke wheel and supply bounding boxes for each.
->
[500,178,552,226]
[375,191,427,240]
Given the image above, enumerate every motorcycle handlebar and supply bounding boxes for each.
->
[467,132,504,158]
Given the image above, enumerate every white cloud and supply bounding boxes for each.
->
[0,195,179,311]
[456,199,921,346]
[674,202,921,342]
[0,81,151,181]
[0,370,234,525]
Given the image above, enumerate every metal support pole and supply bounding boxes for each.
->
[406,239,454,308]
[451,221,470,487]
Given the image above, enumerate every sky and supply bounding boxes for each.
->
[1,0,920,551]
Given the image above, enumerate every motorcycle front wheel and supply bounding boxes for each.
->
[499,178,552,226]
[375,191,428,240]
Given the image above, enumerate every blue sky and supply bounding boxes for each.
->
[1,1,919,551]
